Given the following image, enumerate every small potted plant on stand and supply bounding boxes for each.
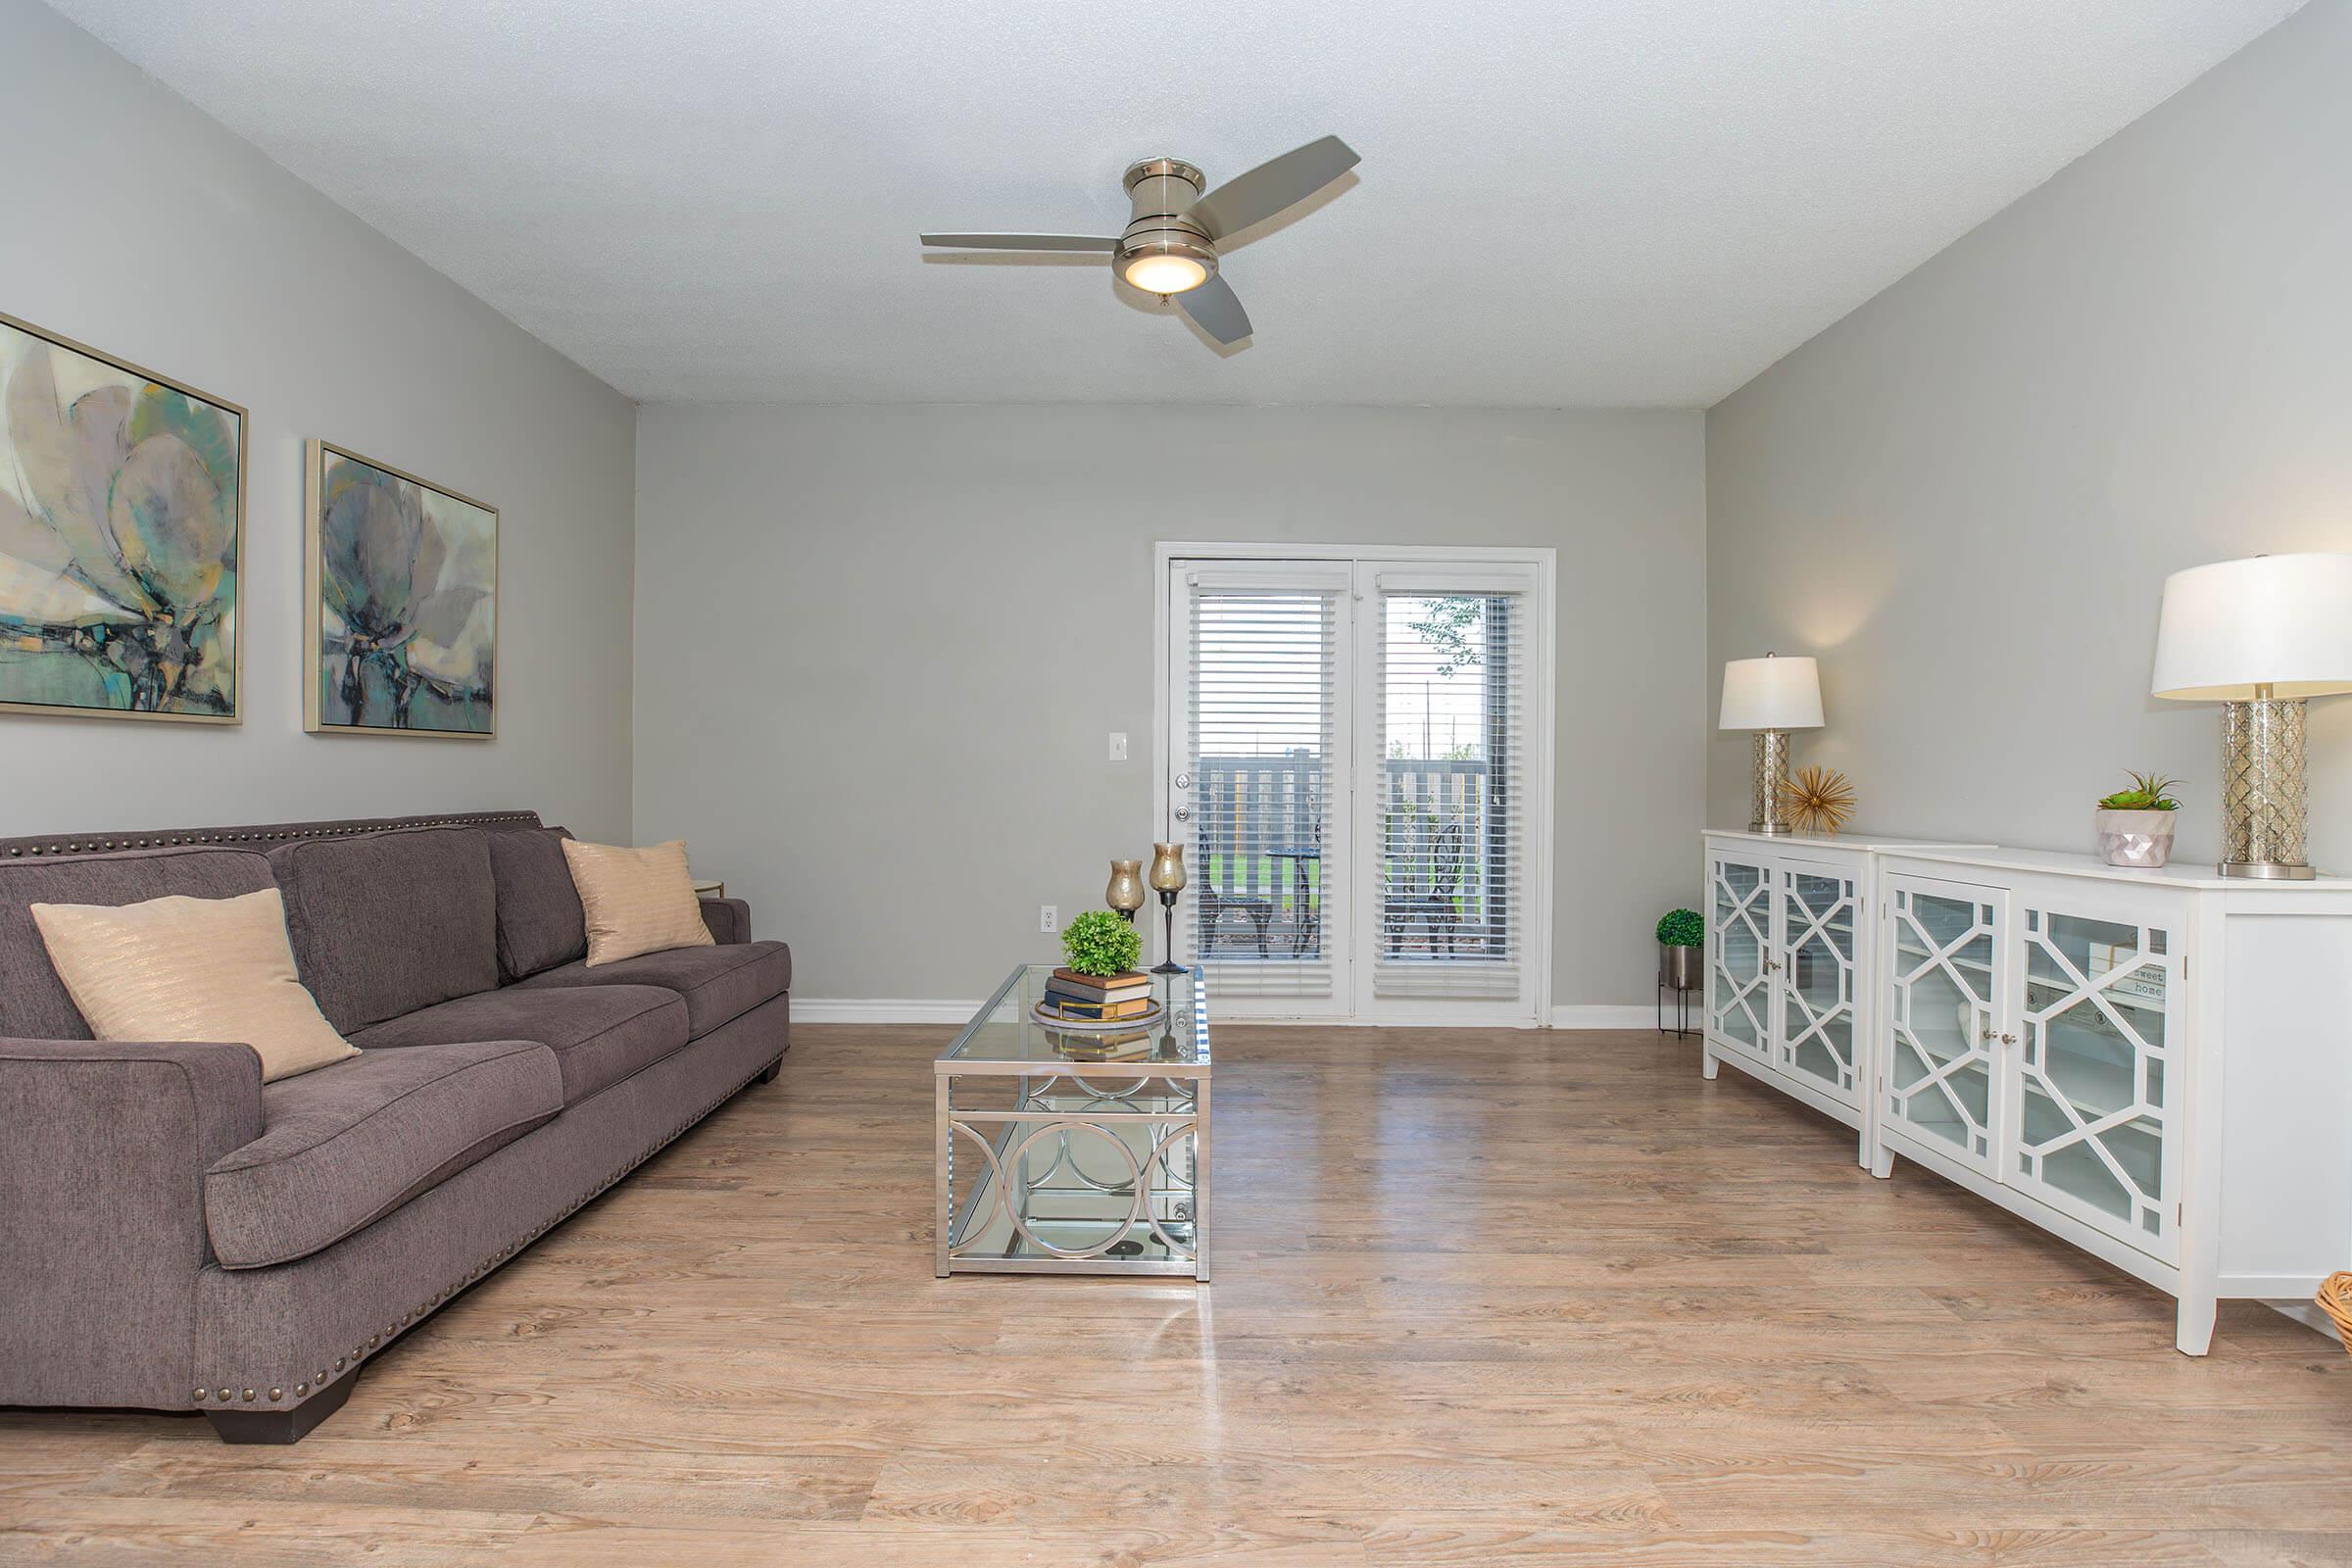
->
[1655,908,1703,1036]
[2094,771,2181,868]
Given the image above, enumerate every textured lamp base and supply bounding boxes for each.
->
[2220,696,2317,879]
[1749,729,1793,836]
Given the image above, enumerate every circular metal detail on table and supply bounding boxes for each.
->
[998,1122,1145,1260]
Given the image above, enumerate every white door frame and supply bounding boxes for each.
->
[1165,559,1357,1017]
[1152,541,1556,1027]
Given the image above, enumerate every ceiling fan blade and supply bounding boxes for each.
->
[919,232,1117,252]
[1186,135,1359,242]
[1178,273,1251,345]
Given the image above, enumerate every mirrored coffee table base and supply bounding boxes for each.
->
[934,965,1210,1280]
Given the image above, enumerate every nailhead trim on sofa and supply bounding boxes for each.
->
[1,810,541,860]
[193,1052,782,1405]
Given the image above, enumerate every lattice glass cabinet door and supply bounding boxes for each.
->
[1884,878,2005,1174]
[1709,856,1773,1060]
[1778,860,1858,1105]
[2008,903,2182,1262]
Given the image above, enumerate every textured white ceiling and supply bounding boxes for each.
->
[47,0,2304,407]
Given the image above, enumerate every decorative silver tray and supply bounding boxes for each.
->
[1029,1000,1165,1033]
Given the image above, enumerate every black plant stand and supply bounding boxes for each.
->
[1657,978,1696,1039]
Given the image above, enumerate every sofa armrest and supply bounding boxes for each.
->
[700,896,752,945]
[0,1037,264,1408]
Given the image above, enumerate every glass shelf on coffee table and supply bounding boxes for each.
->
[934,963,1210,1280]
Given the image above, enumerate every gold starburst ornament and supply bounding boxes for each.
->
[1781,765,1856,835]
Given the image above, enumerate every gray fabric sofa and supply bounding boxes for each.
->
[0,809,789,1444]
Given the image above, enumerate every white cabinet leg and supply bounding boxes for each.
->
[1869,1146,1895,1179]
[1700,1047,1720,1081]
[2175,1291,2217,1356]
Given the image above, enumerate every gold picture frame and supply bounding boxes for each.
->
[303,439,498,739]
[0,309,246,724]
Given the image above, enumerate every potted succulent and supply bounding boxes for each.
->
[1655,908,1703,991]
[2094,771,2182,868]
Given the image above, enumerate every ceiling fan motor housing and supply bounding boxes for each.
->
[1117,157,1217,288]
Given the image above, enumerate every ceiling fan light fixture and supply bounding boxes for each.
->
[918,136,1358,347]
[1123,252,1208,294]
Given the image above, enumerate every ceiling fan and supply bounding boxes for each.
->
[919,135,1359,346]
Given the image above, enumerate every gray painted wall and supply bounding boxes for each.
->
[634,403,1706,1007]
[1707,0,2352,868]
[0,0,637,839]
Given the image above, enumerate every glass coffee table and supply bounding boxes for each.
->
[934,964,1210,1280]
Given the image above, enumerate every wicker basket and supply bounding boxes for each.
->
[2317,1273,2352,1353]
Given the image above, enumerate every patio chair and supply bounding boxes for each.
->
[1383,816,1465,957]
[1199,883,1274,957]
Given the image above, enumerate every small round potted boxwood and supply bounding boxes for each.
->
[2094,771,2181,868]
[1061,908,1144,976]
[1656,908,1703,991]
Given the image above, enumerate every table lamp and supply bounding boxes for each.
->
[1720,654,1823,836]
[2151,553,2352,878]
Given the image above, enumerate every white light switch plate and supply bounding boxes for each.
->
[1107,731,1128,761]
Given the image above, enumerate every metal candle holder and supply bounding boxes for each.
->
[1148,841,1187,975]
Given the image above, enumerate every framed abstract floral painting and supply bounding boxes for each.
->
[0,311,244,722]
[304,440,497,738]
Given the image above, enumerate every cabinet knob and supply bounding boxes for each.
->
[1979,1025,2018,1046]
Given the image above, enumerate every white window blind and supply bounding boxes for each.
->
[1184,584,1337,1000]
[1374,585,1526,1001]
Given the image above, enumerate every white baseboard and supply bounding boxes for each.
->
[792,999,1661,1030]
[1545,1004,1665,1030]
[791,998,983,1024]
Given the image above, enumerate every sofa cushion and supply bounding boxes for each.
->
[270,827,499,1033]
[0,847,275,1039]
[29,889,357,1082]
[205,1040,562,1269]
[353,984,689,1105]
[562,839,714,966]
[488,826,587,981]
[517,940,791,1038]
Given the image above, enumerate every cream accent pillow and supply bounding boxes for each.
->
[29,889,357,1083]
[561,838,715,967]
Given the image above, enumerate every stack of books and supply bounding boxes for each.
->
[1039,967,1153,1023]
[1044,1025,1154,1061]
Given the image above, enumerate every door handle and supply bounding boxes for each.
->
[1979,1026,2018,1046]
[1173,806,1191,821]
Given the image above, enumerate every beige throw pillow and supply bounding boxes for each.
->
[561,838,715,967]
[30,889,357,1082]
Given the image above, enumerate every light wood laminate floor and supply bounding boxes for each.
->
[7,1025,2350,1566]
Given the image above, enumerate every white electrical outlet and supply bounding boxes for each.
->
[1039,905,1058,934]
[1107,731,1129,761]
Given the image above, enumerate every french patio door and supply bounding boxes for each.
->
[1162,554,1547,1023]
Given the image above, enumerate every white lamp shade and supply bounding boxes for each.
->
[2151,553,2352,702]
[1719,655,1823,730]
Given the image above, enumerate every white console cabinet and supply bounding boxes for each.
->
[1872,847,2352,1355]
[1701,831,2352,1355]
[1700,831,1987,1164]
